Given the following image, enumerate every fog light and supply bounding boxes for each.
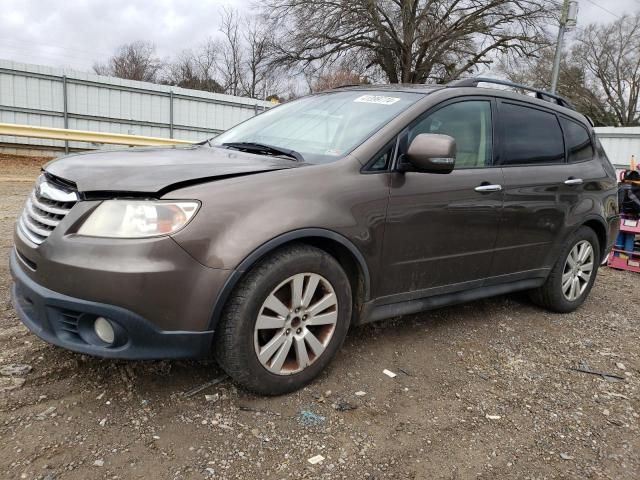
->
[94,317,115,344]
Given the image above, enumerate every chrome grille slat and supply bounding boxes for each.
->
[25,199,61,227]
[18,176,77,246]
[21,211,53,237]
[30,192,70,215]
[18,217,47,244]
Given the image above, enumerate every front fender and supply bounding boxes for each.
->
[165,157,390,299]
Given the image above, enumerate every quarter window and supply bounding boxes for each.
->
[368,144,394,171]
[498,103,564,166]
[409,101,493,169]
[561,117,593,162]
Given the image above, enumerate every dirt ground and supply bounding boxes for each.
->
[1,154,639,480]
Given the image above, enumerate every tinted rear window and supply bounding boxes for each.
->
[498,102,564,166]
[561,117,593,162]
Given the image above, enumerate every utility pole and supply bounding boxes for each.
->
[550,0,578,94]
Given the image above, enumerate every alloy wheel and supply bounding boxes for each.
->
[253,273,338,375]
[561,240,594,301]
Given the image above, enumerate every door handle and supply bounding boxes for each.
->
[564,178,583,185]
[474,184,502,193]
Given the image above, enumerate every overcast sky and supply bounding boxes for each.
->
[0,0,637,73]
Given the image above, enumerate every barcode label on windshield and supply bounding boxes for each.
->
[354,95,400,105]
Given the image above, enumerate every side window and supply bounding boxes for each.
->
[409,101,493,169]
[560,117,594,162]
[498,102,564,166]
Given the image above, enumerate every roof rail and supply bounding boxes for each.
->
[448,77,575,110]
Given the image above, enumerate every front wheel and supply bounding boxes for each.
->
[214,244,352,395]
[529,226,600,313]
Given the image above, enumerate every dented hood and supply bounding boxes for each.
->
[44,144,303,194]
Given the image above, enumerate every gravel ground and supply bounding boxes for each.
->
[1,154,639,480]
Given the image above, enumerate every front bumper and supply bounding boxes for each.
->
[10,250,215,359]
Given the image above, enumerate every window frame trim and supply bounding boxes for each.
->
[495,99,567,168]
[391,95,499,172]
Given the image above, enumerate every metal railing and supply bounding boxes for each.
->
[0,123,192,147]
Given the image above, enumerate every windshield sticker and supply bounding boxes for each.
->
[354,95,401,105]
[324,148,342,156]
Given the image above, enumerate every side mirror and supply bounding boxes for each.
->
[404,133,456,173]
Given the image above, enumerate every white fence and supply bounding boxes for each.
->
[0,59,271,154]
[594,127,640,168]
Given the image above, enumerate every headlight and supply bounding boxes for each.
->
[77,200,200,238]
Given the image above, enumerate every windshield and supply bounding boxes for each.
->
[212,90,423,164]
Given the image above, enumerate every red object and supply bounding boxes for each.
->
[608,215,640,273]
[608,250,640,273]
[619,215,640,234]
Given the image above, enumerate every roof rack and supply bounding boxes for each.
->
[448,77,575,110]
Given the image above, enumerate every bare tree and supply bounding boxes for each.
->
[499,48,616,126]
[263,0,555,84]
[574,14,640,126]
[240,16,279,99]
[93,41,163,82]
[165,40,225,93]
[312,67,369,92]
[219,7,243,96]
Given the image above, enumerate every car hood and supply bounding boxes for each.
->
[44,145,303,194]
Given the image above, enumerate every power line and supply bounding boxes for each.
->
[583,0,622,19]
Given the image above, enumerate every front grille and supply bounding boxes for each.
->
[18,175,78,245]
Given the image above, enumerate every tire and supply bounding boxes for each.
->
[213,244,352,395]
[529,226,600,313]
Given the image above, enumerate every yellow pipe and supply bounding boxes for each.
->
[0,123,193,147]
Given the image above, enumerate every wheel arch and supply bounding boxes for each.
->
[580,216,608,262]
[208,228,371,330]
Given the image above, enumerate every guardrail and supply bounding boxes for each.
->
[0,123,193,147]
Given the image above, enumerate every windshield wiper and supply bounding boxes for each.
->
[222,142,304,162]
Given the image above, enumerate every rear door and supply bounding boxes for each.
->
[379,98,504,300]
[489,100,596,278]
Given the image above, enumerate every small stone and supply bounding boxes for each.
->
[99,418,107,427]
[153,435,160,440]
[615,362,626,370]
[560,453,574,460]
[0,364,32,377]
[333,400,357,411]
[37,406,56,418]
[308,454,325,465]
[603,409,610,416]
[205,394,219,402]
[93,459,104,467]
[485,414,501,420]
[383,369,397,378]
[0,377,25,392]
[355,391,366,396]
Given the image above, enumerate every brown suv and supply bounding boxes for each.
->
[10,78,619,394]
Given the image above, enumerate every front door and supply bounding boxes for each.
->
[379,99,504,301]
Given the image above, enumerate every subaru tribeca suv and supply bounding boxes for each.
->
[10,78,619,394]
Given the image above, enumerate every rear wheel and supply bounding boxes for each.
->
[214,244,352,395]
[529,226,600,313]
